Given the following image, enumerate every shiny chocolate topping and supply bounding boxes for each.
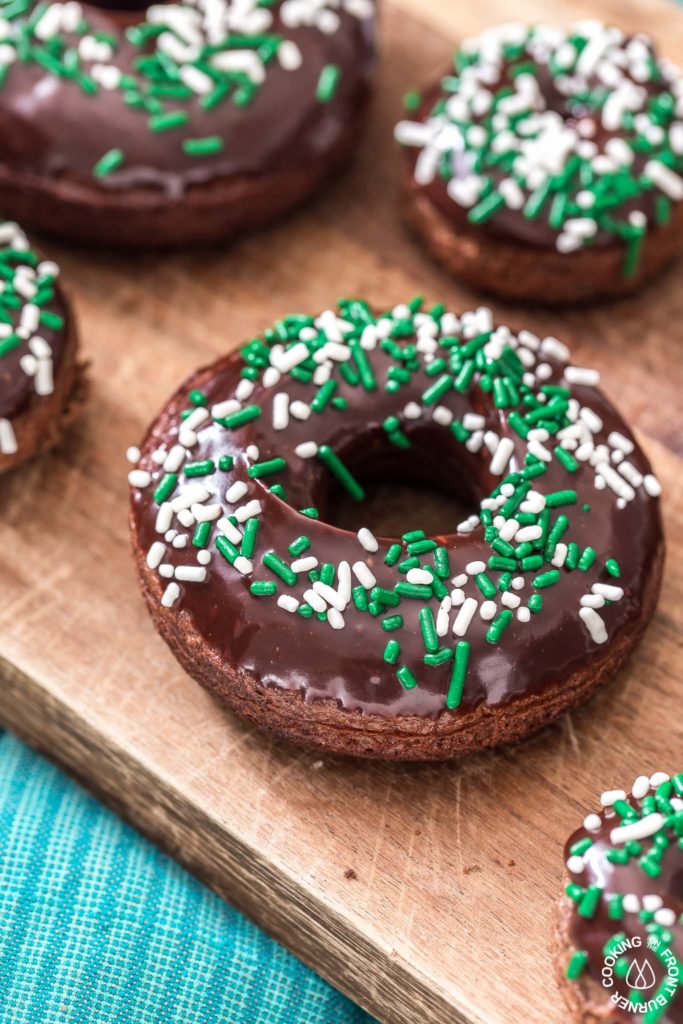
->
[395,22,683,273]
[129,299,663,720]
[0,0,375,198]
[0,220,69,458]
[564,773,682,1022]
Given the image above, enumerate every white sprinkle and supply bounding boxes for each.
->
[155,503,173,534]
[235,499,262,523]
[645,159,683,200]
[643,474,661,497]
[161,582,181,607]
[600,789,627,808]
[407,568,432,586]
[277,595,300,613]
[566,855,585,874]
[622,893,640,914]
[479,600,497,621]
[452,574,468,588]
[453,597,477,637]
[211,399,241,420]
[404,402,422,419]
[304,589,327,614]
[126,446,141,464]
[432,405,453,426]
[217,517,243,546]
[592,583,624,601]
[501,592,520,609]
[436,596,452,637]
[197,550,211,566]
[466,560,485,576]
[490,437,515,476]
[271,341,309,374]
[226,481,248,504]
[272,393,289,431]
[175,566,207,583]
[291,556,318,573]
[583,813,602,832]
[159,564,174,578]
[579,606,608,644]
[192,502,221,523]
[610,813,666,846]
[327,608,345,630]
[463,413,485,431]
[631,775,651,800]
[312,581,347,612]
[295,441,318,459]
[565,366,600,386]
[128,469,151,488]
[357,527,378,553]
[163,445,186,473]
[608,431,634,454]
[654,908,676,927]
[516,607,531,623]
[352,561,376,589]
[515,525,543,543]
[146,542,166,569]
[289,401,311,421]
[171,484,210,512]
[650,771,670,787]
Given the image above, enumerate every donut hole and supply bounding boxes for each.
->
[319,425,481,540]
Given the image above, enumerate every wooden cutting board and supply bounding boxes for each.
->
[1,2,682,1022]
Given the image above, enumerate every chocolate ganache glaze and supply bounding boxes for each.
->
[0,220,71,461]
[561,773,682,1023]
[0,0,375,200]
[395,22,683,274]
[129,299,663,751]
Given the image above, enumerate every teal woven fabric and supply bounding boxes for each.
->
[0,730,373,1024]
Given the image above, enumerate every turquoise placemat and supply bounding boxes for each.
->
[0,730,374,1024]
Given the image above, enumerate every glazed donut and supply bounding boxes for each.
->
[556,772,683,1023]
[0,219,82,472]
[128,298,663,760]
[395,22,683,304]
[0,0,375,247]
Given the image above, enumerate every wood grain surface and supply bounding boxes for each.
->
[1,3,683,1023]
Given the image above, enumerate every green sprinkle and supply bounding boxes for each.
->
[384,640,401,664]
[93,148,124,177]
[153,473,177,504]
[248,457,286,478]
[318,445,365,501]
[447,642,469,710]
[263,551,297,586]
[218,455,234,472]
[250,581,277,597]
[577,886,602,919]
[485,610,513,644]
[418,607,439,653]
[606,559,621,578]
[578,547,596,571]
[534,570,561,589]
[381,615,403,632]
[397,665,418,690]
[241,516,260,559]
[223,405,261,429]
[288,535,310,557]
[192,521,212,548]
[566,951,589,980]
[184,459,215,477]
[316,63,340,103]
[183,135,224,156]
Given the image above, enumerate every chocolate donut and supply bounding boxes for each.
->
[128,299,664,760]
[395,22,683,304]
[0,0,375,247]
[0,219,82,472]
[556,772,683,1023]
